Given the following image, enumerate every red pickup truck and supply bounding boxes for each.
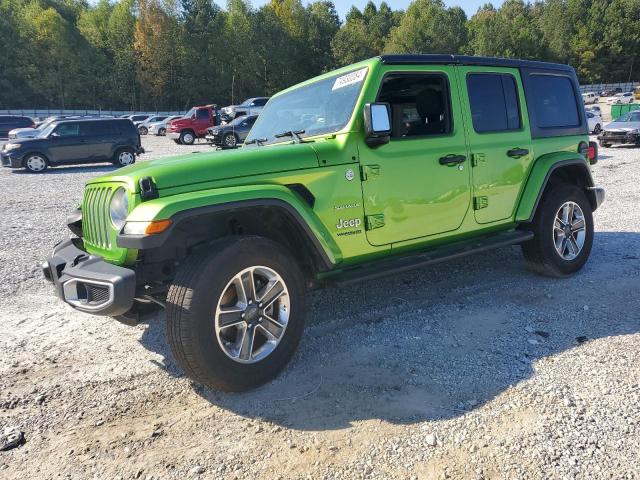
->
[168,104,220,145]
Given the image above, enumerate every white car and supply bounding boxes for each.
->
[586,111,603,134]
[147,115,183,136]
[582,92,598,104]
[607,92,634,105]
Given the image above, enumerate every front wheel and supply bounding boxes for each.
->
[521,184,594,277]
[138,126,148,135]
[158,127,166,136]
[24,154,49,173]
[166,237,305,391]
[223,132,238,148]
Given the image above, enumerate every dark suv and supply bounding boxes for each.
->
[1,118,143,173]
[0,115,35,138]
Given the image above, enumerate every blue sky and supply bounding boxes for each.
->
[245,0,505,18]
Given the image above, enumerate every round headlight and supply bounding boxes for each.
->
[109,187,129,230]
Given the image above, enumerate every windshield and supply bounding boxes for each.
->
[229,115,254,126]
[246,67,368,145]
[184,108,196,118]
[615,112,640,122]
[39,123,57,137]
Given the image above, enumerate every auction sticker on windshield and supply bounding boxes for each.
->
[332,68,368,91]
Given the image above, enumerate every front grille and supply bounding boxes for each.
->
[82,186,113,249]
[85,284,110,305]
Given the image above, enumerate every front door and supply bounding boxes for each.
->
[456,67,533,224]
[361,68,471,246]
[48,122,88,163]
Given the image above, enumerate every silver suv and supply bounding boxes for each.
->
[220,97,269,121]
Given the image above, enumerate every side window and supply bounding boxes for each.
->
[254,98,268,106]
[529,75,579,128]
[196,109,209,120]
[54,122,80,137]
[377,73,452,138]
[467,73,521,133]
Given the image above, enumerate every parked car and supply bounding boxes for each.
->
[1,118,144,173]
[582,92,598,104]
[126,114,151,128]
[585,105,602,117]
[137,115,168,135]
[586,111,603,134]
[597,110,640,147]
[41,55,603,391]
[600,88,622,97]
[635,85,640,101]
[9,118,58,140]
[607,92,634,104]
[148,115,182,136]
[168,105,220,145]
[206,114,257,148]
[221,97,269,121]
[0,115,35,139]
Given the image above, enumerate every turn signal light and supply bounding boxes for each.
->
[123,219,172,235]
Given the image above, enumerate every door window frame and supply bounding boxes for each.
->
[375,71,455,141]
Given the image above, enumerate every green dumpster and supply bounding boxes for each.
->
[611,103,640,119]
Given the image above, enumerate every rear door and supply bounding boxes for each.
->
[456,67,533,224]
[48,122,88,163]
[360,67,471,246]
[81,121,112,161]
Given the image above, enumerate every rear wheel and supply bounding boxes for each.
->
[138,126,148,135]
[24,154,48,173]
[114,148,135,167]
[180,130,195,145]
[521,184,593,277]
[166,237,305,391]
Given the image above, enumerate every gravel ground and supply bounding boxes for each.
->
[0,135,638,479]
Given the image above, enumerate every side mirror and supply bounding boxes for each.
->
[364,103,391,147]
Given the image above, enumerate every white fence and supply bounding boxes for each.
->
[580,82,639,94]
[0,109,185,119]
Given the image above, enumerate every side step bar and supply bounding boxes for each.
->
[328,230,534,287]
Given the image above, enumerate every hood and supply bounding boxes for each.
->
[169,118,193,127]
[604,121,640,132]
[3,136,47,148]
[91,142,320,192]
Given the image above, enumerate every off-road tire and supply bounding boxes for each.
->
[179,130,195,145]
[521,184,593,277]
[166,236,306,391]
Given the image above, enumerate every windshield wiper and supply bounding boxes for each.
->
[245,137,267,146]
[274,129,305,144]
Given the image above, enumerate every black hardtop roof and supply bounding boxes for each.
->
[379,54,574,72]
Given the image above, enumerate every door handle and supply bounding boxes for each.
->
[507,148,529,158]
[439,154,466,166]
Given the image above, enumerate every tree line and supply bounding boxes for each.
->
[0,0,638,111]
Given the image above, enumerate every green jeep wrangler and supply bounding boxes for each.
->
[43,55,604,391]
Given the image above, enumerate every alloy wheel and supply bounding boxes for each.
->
[553,201,586,260]
[215,266,290,364]
[224,134,237,147]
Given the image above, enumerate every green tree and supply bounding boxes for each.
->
[385,0,467,54]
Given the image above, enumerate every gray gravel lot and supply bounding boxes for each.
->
[0,135,638,479]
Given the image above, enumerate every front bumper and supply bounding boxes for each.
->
[1,151,23,168]
[598,131,640,145]
[42,239,136,316]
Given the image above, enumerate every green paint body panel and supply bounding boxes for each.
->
[80,56,593,274]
